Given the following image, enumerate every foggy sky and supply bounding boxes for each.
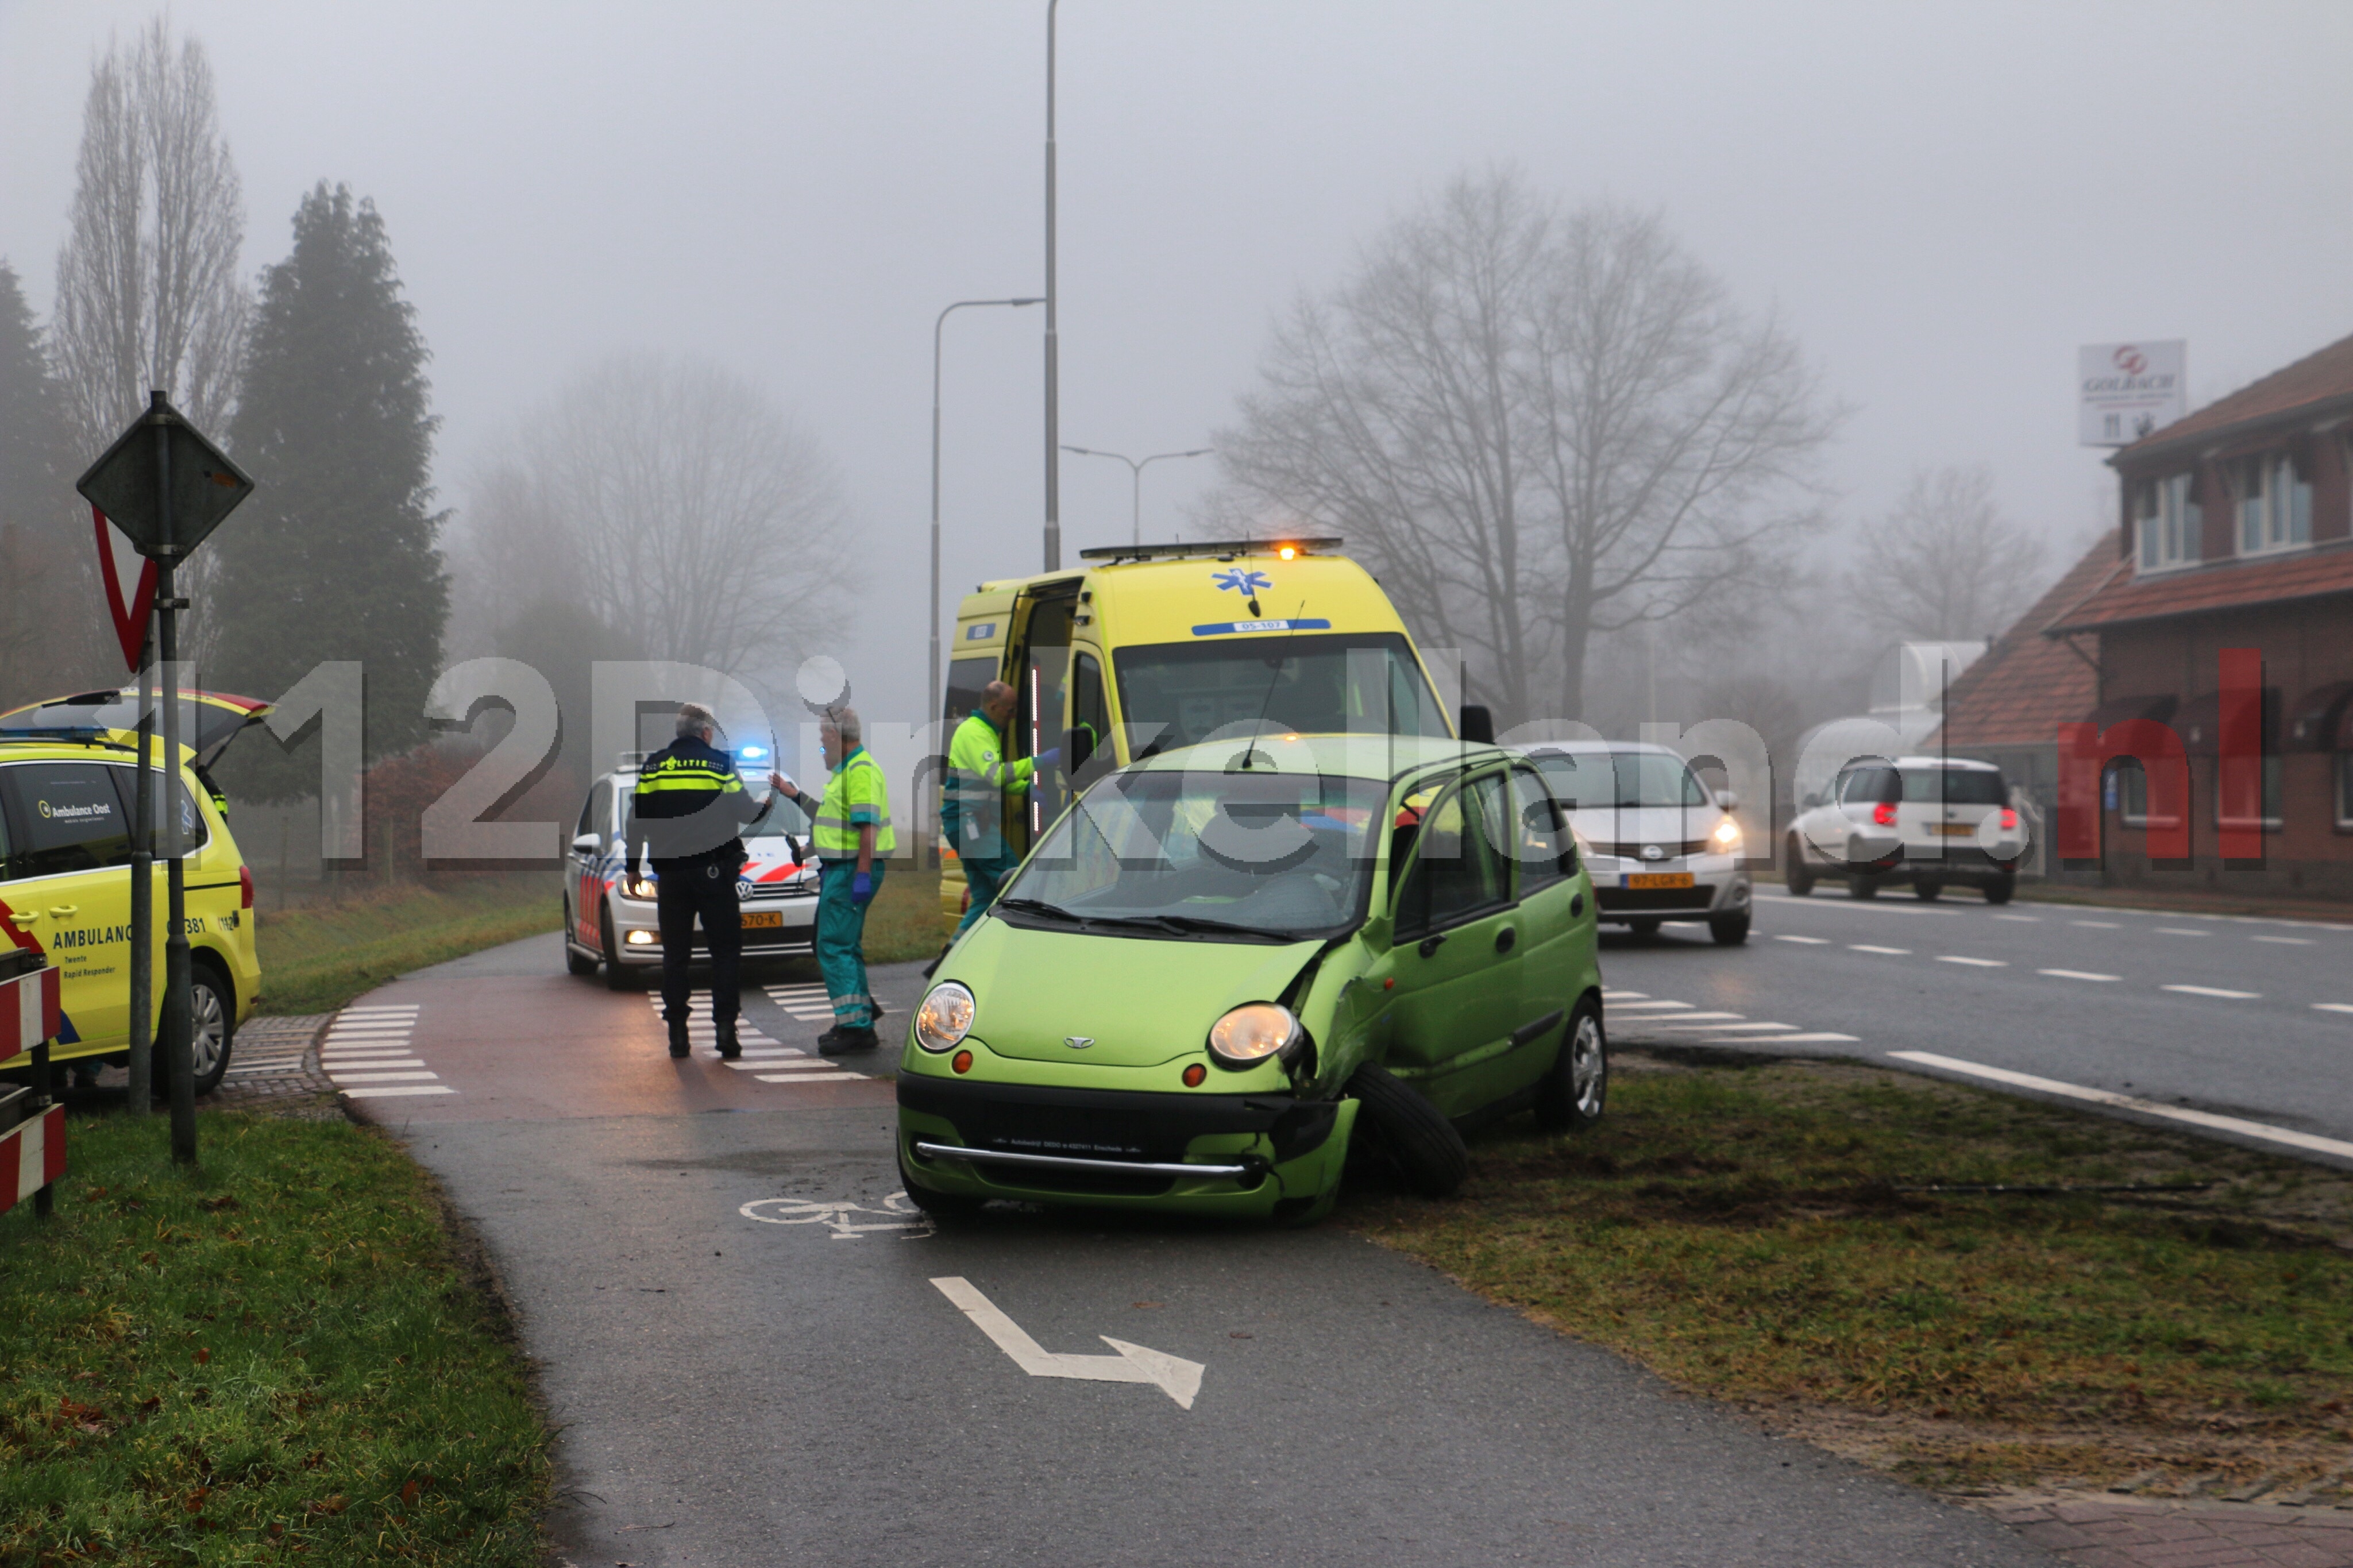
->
[5,0,2350,744]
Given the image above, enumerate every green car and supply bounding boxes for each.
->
[896,735,1606,1223]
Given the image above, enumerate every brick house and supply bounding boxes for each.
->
[2040,330,2353,896]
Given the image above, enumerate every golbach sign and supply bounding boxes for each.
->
[2079,340,2186,447]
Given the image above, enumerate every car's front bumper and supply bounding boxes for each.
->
[606,893,820,964]
[1587,855,1752,921]
[897,1067,1356,1219]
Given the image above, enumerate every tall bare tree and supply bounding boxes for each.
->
[1218,169,1837,724]
[1847,464,2047,642]
[465,353,854,676]
[51,18,249,446]
[0,261,86,705]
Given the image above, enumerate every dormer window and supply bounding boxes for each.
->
[2134,473,2200,572]
[2235,453,2311,555]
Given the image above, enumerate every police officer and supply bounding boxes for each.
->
[627,702,778,1059]
[769,705,894,1055]
[939,681,1054,947]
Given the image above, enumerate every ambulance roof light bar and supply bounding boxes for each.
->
[1076,537,1343,563]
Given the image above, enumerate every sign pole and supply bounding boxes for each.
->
[148,391,196,1164]
[126,625,156,1115]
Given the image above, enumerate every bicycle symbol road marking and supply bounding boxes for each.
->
[739,1192,932,1239]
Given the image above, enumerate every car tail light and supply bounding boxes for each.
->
[2000,808,2018,830]
[1872,802,1897,828]
[238,865,254,909]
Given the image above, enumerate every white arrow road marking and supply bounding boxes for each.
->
[930,1276,1204,1409]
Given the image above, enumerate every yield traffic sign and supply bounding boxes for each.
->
[74,395,252,559]
[90,507,156,671]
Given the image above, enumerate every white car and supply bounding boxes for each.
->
[1516,741,1753,945]
[562,755,820,986]
[1785,755,2024,903]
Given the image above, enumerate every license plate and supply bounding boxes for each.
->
[742,910,784,930]
[1930,823,1975,836]
[1624,872,1695,890]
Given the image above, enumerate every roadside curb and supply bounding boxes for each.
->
[1981,1492,2353,1567]
[214,1011,342,1119]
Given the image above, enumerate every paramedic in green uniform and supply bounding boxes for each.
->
[770,706,894,1055]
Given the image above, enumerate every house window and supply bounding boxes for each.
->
[2109,759,2184,830]
[2135,473,2200,571]
[2338,754,2353,832]
[2236,454,2311,556]
[2215,755,2283,834]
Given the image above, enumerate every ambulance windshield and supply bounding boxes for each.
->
[1110,632,1449,754]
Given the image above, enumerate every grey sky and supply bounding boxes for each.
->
[4,0,2349,736]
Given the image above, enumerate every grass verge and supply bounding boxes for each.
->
[0,1110,549,1565]
[863,858,959,966]
[1350,1050,2353,1497]
[256,876,558,1016]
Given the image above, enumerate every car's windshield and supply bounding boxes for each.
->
[1111,632,1449,753]
[1000,766,1388,940]
[1531,751,1706,809]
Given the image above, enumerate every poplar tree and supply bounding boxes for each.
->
[0,262,87,706]
[210,184,449,802]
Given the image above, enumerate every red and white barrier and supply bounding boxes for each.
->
[0,963,61,1058]
[0,1103,65,1215]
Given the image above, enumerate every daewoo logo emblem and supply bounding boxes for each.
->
[1064,1036,1095,1050]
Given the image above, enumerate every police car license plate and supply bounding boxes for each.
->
[1624,872,1694,890]
[742,910,784,930]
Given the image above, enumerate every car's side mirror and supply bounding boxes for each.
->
[1715,789,1739,812]
[569,831,601,855]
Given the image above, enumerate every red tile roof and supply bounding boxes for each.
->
[1930,534,2121,748]
[2119,329,2353,459]
[2046,537,2353,632]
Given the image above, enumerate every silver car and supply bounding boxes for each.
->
[562,759,820,986]
[1517,742,1753,944]
[1785,755,2024,903]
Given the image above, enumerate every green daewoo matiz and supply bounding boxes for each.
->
[896,735,1606,1223]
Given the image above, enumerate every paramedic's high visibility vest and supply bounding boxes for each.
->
[940,711,1033,845]
[811,747,896,858]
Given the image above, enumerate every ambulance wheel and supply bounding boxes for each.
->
[171,960,233,1098]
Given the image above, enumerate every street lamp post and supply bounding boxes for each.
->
[932,297,1043,831]
[1060,445,1214,545]
[1044,0,1061,572]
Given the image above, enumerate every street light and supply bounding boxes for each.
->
[932,297,1044,810]
[1044,0,1062,573]
[1061,445,1214,545]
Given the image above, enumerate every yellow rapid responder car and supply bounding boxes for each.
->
[0,689,270,1095]
[938,537,1478,910]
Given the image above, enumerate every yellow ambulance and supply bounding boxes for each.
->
[0,689,268,1094]
[939,538,1478,878]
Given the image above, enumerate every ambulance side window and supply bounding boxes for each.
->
[100,767,210,857]
[0,762,135,880]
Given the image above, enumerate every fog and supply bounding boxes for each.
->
[5,0,2350,750]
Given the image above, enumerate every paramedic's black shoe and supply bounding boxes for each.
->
[667,1018,691,1058]
[715,1021,742,1059]
[817,1026,878,1057]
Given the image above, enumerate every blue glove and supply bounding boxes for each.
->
[1036,747,1062,768]
[851,870,874,904]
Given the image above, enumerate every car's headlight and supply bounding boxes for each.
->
[622,875,658,899]
[1711,818,1742,851]
[1208,1003,1300,1066]
[915,982,975,1053]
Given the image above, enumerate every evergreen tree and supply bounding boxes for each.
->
[211,184,449,802]
[0,261,91,707]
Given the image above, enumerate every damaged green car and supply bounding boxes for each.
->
[896,735,1606,1223]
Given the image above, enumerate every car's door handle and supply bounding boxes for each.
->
[48,905,78,917]
[1417,933,1445,958]
[11,910,41,924]
[1494,925,1517,954]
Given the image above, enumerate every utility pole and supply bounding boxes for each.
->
[1043,0,1062,572]
[1060,445,1213,546]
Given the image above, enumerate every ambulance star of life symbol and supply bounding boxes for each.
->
[1641,844,1664,862]
[1212,567,1271,596]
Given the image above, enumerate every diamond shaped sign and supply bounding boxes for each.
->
[74,396,253,560]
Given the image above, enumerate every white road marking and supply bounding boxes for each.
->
[1851,944,1910,955]
[1938,955,2007,968]
[320,1045,419,1055]
[340,1006,418,1015]
[2156,927,2209,937]
[740,1194,928,1238]
[1775,934,1830,944]
[1603,999,1695,1011]
[755,1071,867,1083]
[930,1276,1203,1408]
[1992,914,2041,922]
[1599,990,1648,1000]
[1639,1021,1797,1033]
[727,1058,839,1071]
[1754,896,1955,916]
[2162,984,2260,999]
[2316,1003,2353,1017]
[1887,1051,2353,1162]
[2039,969,2120,983]
[2072,920,2121,929]
[2252,935,2314,946]
[1754,1032,1861,1043]
[325,1028,413,1040]
[1614,1011,1745,1023]
[341,1084,456,1099]
[329,1070,441,1084]
[322,1058,426,1069]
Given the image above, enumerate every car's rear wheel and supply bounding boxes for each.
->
[1784,837,1815,896]
[1347,1061,1469,1198]
[1533,1001,1607,1134]
[152,961,234,1099]
[1984,873,2016,906]
[601,905,636,991]
[1914,879,1943,902]
[897,1150,983,1222]
[1709,911,1751,945]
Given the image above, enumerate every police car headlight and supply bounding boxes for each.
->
[1208,1003,1299,1066]
[622,875,658,900]
[915,982,975,1053]
[1711,818,1742,851]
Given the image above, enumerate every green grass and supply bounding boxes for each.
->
[863,858,960,965]
[1351,1052,2353,1493]
[0,1111,549,1565]
[254,877,558,1016]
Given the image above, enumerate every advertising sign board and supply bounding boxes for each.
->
[2079,341,2187,446]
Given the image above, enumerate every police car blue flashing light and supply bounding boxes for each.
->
[736,744,767,761]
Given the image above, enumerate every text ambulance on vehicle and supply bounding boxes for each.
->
[0,687,270,1095]
[938,538,1483,906]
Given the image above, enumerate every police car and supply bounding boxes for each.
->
[561,748,820,986]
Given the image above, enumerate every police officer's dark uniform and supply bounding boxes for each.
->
[625,715,773,1058]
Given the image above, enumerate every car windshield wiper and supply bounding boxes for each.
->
[994,897,1087,925]
[1085,912,1297,943]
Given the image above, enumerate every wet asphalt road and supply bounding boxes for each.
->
[358,933,2049,1568]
